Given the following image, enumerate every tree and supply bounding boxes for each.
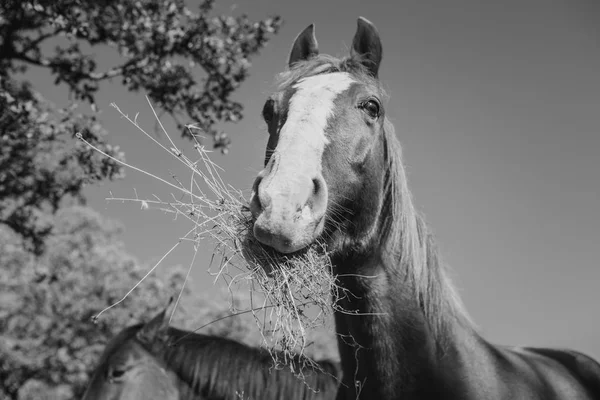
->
[1,0,281,149]
[0,0,281,251]
[0,78,126,255]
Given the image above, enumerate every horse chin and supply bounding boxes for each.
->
[269,238,311,255]
[242,235,310,277]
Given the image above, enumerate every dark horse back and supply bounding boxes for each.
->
[525,347,600,399]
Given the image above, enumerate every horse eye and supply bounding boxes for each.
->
[108,368,126,382]
[262,99,275,123]
[361,99,380,119]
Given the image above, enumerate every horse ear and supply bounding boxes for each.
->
[137,297,174,344]
[288,24,319,68]
[351,17,383,78]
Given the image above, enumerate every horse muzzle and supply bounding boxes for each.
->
[249,168,327,254]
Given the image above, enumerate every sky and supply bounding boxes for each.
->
[25,0,600,357]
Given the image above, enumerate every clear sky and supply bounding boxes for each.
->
[26,0,600,357]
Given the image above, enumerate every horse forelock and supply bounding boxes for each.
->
[275,54,387,98]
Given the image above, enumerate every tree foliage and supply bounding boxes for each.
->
[0,77,125,255]
[0,0,281,149]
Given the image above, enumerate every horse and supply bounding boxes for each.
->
[247,16,600,400]
[82,300,340,400]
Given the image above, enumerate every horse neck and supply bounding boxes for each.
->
[154,329,338,400]
[332,177,478,399]
[146,329,206,400]
[169,377,199,400]
[138,342,196,400]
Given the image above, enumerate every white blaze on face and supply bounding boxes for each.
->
[270,72,355,184]
[280,72,355,154]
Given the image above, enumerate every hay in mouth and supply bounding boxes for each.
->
[79,99,347,370]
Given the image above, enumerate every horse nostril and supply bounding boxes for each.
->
[253,175,263,193]
[312,178,321,196]
[250,176,264,214]
[309,176,327,214]
[254,192,263,211]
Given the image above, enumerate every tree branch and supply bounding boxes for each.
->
[11,51,149,81]
[88,58,150,81]
[12,52,51,67]
[23,30,63,52]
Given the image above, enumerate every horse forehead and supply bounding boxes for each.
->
[280,72,356,148]
[292,72,356,95]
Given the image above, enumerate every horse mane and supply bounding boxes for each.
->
[148,327,340,400]
[381,108,476,351]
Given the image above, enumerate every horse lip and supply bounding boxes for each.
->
[254,225,308,254]
[274,243,306,254]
